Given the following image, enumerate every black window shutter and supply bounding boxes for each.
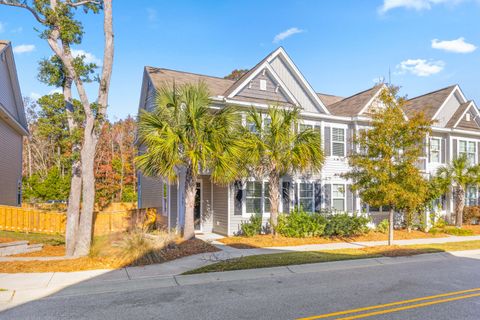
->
[233,181,243,216]
[282,181,290,214]
[314,182,322,212]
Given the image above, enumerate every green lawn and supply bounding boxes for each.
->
[184,240,480,275]
[0,230,65,246]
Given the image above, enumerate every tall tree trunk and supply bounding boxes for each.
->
[455,185,465,228]
[388,208,394,246]
[183,165,196,240]
[269,169,280,236]
[44,0,114,257]
[64,77,82,256]
[74,120,98,256]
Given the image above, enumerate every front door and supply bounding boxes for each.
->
[194,182,202,230]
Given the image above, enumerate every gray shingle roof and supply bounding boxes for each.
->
[316,93,344,106]
[145,67,234,96]
[446,101,470,128]
[326,85,384,116]
[403,85,456,120]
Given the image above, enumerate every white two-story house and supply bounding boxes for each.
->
[137,47,478,235]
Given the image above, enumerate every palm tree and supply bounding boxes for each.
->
[242,106,324,235]
[436,155,480,227]
[136,82,242,239]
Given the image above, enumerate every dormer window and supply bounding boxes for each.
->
[259,79,267,91]
[466,113,471,122]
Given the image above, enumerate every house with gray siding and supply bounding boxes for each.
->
[0,41,28,206]
[137,47,479,235]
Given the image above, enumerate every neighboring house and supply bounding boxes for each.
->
[0,41,28,206]
[137,47,478,235]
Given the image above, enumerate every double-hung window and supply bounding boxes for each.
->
[459,140,476,164]
[332,127,345,157]
[332,184,345,211]
[299,183,314,212]
[246,181,262,214]
[245,181,270,215]
[467,186,477,206]
[429,138,440,163]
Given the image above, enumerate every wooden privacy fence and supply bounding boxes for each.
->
[0,205,157,235]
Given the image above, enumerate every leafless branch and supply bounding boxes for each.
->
[65,0,101,7]
[0,0,46,24]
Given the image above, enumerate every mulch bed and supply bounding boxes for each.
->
[220,229,447,249]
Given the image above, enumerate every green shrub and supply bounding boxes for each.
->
[376,219,389,234]
[433,217,447,229]
[443,226,474,236]
[276,207,326,238]
[240,214,262,237]
[324,213,370,237]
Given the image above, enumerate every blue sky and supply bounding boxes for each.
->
[1,0,480,120]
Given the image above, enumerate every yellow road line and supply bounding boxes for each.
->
[336,292,480,320]
[297,287,480,320]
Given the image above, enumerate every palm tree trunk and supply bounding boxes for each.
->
[183,165,197,240]
[388,208,394,245]
[455,186,465,228]
[269,169,280,236]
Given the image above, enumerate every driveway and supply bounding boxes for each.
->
[2,250,480,319]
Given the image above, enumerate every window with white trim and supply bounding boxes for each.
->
[467,186,477,206]
[245,181,270,215]
[332,184,345,211]
[429,138,441,163]
[332,127,345,157]
[459,140,476,164]
[299,183,314,212]
[246,181,262,214]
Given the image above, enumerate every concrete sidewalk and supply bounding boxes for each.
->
[1,234,480,312]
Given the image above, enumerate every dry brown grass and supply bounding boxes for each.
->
[220,229,447,249]
[462,225,480,234]
[12,245,65,257]
[0,237,219,273]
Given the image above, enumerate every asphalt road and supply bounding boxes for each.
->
[2,253,480,320]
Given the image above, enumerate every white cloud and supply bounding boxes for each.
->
[396,59,445,76]
[13,44,35,54]
[379,0,461,14]
[432,37,477,53]
[0,22,4,33]
[71,49,102,65]
[273,27,305,43]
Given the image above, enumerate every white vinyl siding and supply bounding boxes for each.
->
[429,138,441,163]
[332,127,345,157]
[332,184,345,211]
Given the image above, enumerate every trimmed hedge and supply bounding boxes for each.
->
[276,208,370,238]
